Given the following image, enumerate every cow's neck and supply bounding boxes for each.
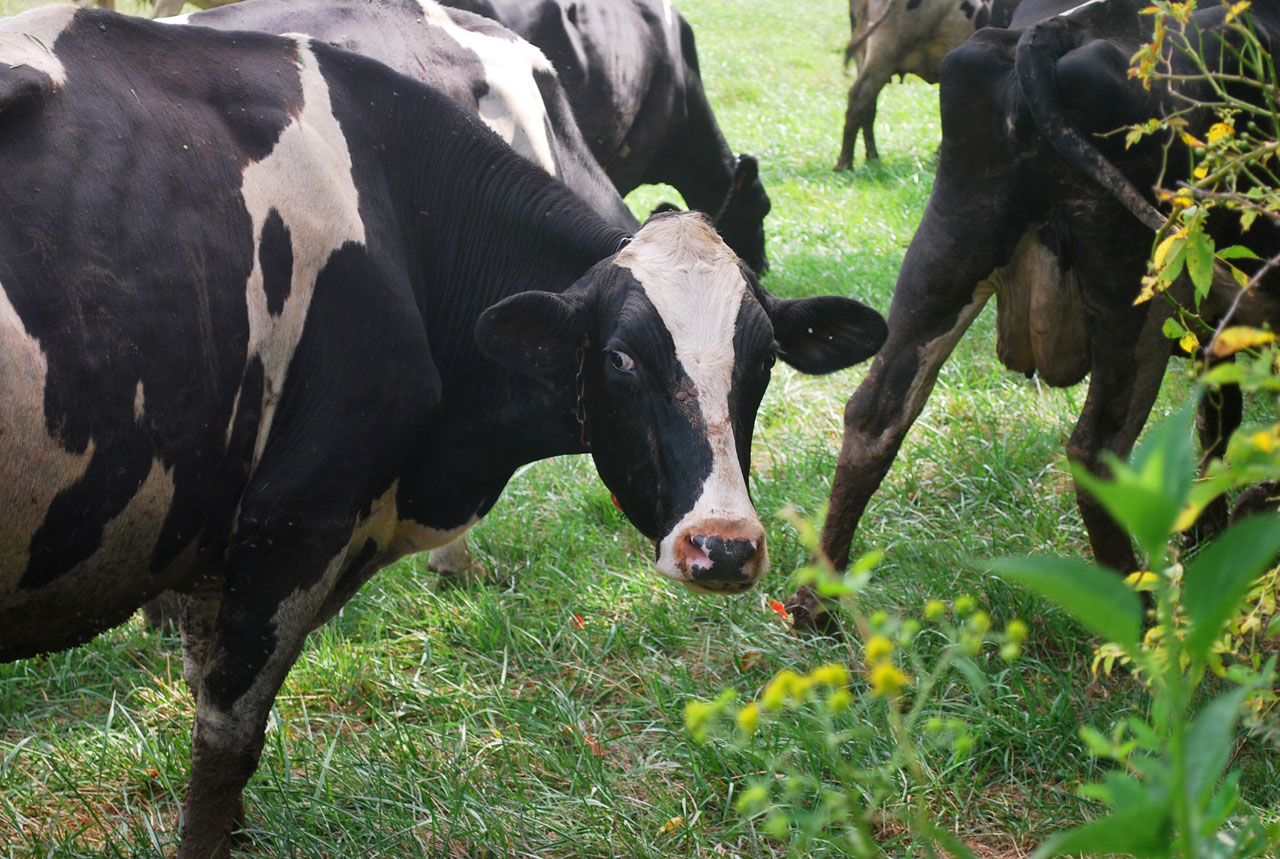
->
[383,122,626,530]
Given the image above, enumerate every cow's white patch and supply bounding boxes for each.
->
[155,13,192,24]
[70,457,176,581]
[615,215,762,581]
[349,482,476,565]
[239,39,366,467]
[0,282,94,593]
[0,4,75,87]
[415,0,558,174]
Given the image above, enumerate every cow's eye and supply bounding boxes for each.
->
[610,350,636,374]
[761,352,777,373]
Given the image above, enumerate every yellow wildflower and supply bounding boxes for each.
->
[923,599,947,622]
[811,662,851,687]
[658,816,684,835]
[735,703,760,737]
[761,671,793,710]
[868,662,911,698]
[864,634,894,665]
[1006,619,1029,644]
[1207,122,1235,143]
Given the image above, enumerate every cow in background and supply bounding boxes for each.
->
[835,0,1021,169]
[441,0,773,274]
[790,0,1280,631]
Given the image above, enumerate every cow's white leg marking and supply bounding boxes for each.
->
[239,39,367,468]
[615,215,765,582]
[414,0,559,174]
[0,283,94,593]
[0,5,75,87]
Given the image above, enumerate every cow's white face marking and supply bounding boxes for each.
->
[614,216,766,584]
[415,0,558,174]
[0,5,74,87]
[237,39,366,466]
[0,283,95,593]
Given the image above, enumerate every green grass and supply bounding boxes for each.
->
[2,0,1278,857]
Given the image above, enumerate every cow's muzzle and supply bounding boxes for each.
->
[670,519,768,593]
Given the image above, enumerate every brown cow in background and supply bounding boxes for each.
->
[836,0,1020,169]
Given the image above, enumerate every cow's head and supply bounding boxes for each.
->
[476,212,886,592]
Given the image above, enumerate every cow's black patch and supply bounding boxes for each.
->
[974,5,990,28]
[907,0,924,11]
[260,209,293,316]
[961,1,977,18]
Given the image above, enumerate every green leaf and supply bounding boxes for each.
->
[1217,244,1262,261]
[1201,362,1247,386]
[1185,686,1250,808]
[990,557,1142,652]
[1130,398,1197,502]
[1186,228,1216,299]
[1183,514,1280,662]
[1072,466,1183,562]
[1031,803,1171,859]
[1201,768,1242,836]
[1162,317,1188,340]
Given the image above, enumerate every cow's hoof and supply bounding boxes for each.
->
[784,586,844,637]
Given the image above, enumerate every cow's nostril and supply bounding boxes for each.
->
[687,535,761,582]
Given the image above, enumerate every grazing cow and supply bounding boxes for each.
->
[835,0,1022,169]
[441,0,774,274]
[0,7,887,856]
[790,0,1280,628]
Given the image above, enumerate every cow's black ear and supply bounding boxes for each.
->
[769,295,887,374]
[476,291,588,376]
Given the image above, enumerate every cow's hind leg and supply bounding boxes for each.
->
[836,59,892,170]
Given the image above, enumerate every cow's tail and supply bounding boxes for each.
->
[1014,4,1167,232]
[844,4,893,68]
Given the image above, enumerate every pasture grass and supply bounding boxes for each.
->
[2,0,1278,856]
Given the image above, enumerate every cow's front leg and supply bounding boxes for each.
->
[788,282,994,630]
[178,520,350,859]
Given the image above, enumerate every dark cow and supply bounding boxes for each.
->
[0,7,886,856]
[836,0,1022,169]
[793,0,1280,626]
[441,0,774,274]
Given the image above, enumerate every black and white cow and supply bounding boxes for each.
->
[179,0,636,232]
[173,0,641,587]
[789,0,1279,628]
[441,0,774,274]
[0,7,886,856]
[836,0,1022,169]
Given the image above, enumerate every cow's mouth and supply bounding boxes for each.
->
[681,579,757,595]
